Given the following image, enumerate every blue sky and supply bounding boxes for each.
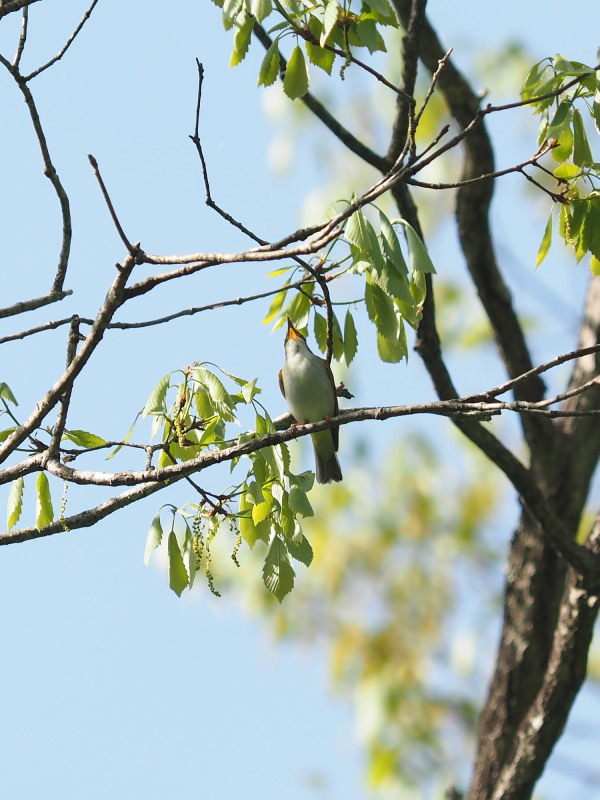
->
[0,2,599,799]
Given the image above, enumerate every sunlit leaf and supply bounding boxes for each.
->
[283,45,309,100]
[63,429,107,448]
[35,472,53,531]
[536,209,553,267]
[343,309,358,366]
[144,509,164,565]
[143,373,171,416]
[320,0,339,47]
[262,536,295,601]
[168,531,189,597]
[258,38,280,86]
[0,382,18,406]
[7,476,24,531]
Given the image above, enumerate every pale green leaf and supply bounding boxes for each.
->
[288,475,314,518]
[551,126,574,162]
[0,382,18,406]
[343,309,358,366]
[168,531,189,597]
[7,476,24,531]
[63,429,107,448]
[320,0,339,46]
[258,38,280,87]
[553,163,580,180]
[305,40,335,74]
[590,255,600,276]
[35,472,53,531]
[572,109,593,166]
[144,510,164,565]
[251,0,272,22]
[283,45,309,100]
[536,210,553,267]
[287,534,314,566]
[397,220,437,274]
[262,536,295,601]
[143,373,171,416]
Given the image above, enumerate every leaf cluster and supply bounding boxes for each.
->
[524,51,600,274]
[211,0,399,98]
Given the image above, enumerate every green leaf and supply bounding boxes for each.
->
[551,126,573,162]
[251,0,272,22]
[35,472,53,531]
[397,220,436,274]
[287,533,314,566]
[343,309,358,366]
[536,209,553,267]
[546,101,572,138]
[63,429,107,448]
[239,497,271,548]
[283,45,309,100]
[365,279,397,333]
[0,382,18,406]
[144,509,164,565]
[320,0,339,47]
[377,320,406,363]
[346,208,374,252]
[572,109,593,166]
[193,367,237,422]
[0,426,17,442]
[521,59,550,100]
[305,40,335,74]
[263,286,288,325]
[168,531,189,597]
[262,536,295,601]
[379,211,408,274]
[553,163,580,180]
[590,255,600,276]
[354,19,386,54]
[143,373,171,416]
[258,38,280,87]
[230,14,254,67]
[7,476,24,530]
[288,475,314,518]
[363,0,397,25]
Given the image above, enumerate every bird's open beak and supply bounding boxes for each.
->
[286,316,303,341]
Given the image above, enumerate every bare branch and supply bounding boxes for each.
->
[0,290,72,321]
[12,5,28,67]
[0,0,40,19]
[87,154,141,258]
[24,0,100,81]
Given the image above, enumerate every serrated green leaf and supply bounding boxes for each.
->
[377,318,406,363]
[343,309,358,366]
[35,472,53,531]
[239,494,271,548]
[193,367,237,422]
[7,476,24,530]
[305,40,335,74]
[282,286,312,330]
[536,209,553,267]
[63,429,107,448]
[168,531,189,597]
[396,220,436,274]
[551,126,573,162]
[0,382,18,406]
[521,59,550,100]
[251,0,272,22]
[354,19,386,54]
[230,14,254,67]
[379,212,408,274]
[143,373,171,416]
[346,208,373,252]
[590,255,600,275]
[572,109,593,166]
[546,101,572,138]
[288,475,314,518]
[287,534,314,566]
[262,536,295,601]
[320,0,339,46]
[252,495,273,525]
[364,0,397,24]
[144,509,164,565]
[365,279,397,332]
[283,45,309,100]
[258,38,280,86]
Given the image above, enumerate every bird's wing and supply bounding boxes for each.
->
[278,368,286,398]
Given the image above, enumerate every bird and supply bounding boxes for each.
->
[278,317,343,484]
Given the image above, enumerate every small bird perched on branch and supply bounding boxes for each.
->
[279,317,343,484]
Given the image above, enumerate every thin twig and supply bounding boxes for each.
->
[12,5,28,67]
[87,154,141,258]
[24,0,100,81]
